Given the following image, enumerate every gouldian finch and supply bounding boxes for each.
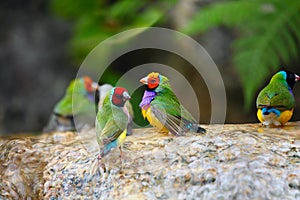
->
[139,72,206,136]
[44,76,98,132]
[256,70,300,126]
[96,87,131,159]
[97,83,134,136]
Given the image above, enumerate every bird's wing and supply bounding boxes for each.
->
[150,86,201,136]
[125,101,134,119]
[257,88,272,108]
[269,92,295,110]
[257,84,295,110]
[99,119,124,146]
[150,103,187,136]
[54,94,73,116]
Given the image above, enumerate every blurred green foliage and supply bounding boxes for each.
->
[52,0,300,111]
[51,0,176,64]
[51,0,177,127]
[183,0,300,110]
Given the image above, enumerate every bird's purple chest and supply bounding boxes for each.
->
[139,90,156,109]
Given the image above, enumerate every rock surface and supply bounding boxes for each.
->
[1,123,300,199]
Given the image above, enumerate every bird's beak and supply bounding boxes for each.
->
[122,91,131,100]
[140,77,148,85]
[91,82,99,91]
[295,74,300,82]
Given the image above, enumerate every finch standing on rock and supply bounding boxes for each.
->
[256,70,300,126]
[95,87,131,160]
[97,84,134,136]
[44,76,98,132]
[139,72,206,136]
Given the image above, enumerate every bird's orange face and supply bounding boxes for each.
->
[83,76,98,92]
[140,72,160,89]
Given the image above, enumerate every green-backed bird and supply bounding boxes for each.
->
[97,84,134,136]
[139,72,206,136]
[44,76,98,132]
[96,87,131,159]
[256,70,300,126]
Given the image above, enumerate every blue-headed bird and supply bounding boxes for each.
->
[256,70,300,126]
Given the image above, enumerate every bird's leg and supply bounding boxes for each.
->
[97,153,102,172]
[119,146,124,169]
[97,153,106,174]
[97,153,102,161]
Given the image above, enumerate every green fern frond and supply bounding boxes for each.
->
[130,8,163,27]
[182,1,261,34]
[182,0,300,110]
[288,16,300,41]
[234,0,300,110]
[51,0,99,19]
[108,0,144,20]
[51,0,177,63]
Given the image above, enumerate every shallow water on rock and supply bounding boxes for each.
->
[1,122,300,199]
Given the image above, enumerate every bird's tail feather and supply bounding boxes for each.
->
[185,121,206,134]
[196,125,206,133]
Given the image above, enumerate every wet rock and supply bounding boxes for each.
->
[1,123,300,199]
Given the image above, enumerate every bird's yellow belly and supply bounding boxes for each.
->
[257,108,293,126]
[142,107,169,132]
[117,129,127,146]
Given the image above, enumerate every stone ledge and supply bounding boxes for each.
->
[1,122,300,199]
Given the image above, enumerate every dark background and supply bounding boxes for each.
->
[1,0,299,134]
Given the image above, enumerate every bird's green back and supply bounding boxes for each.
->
[54,78,94,116]
[153,76,197,123]
[257,73,295,110]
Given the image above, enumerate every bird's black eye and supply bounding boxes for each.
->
[150,79,156,83]
[115,94,121,98]
[290,74,294,78]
